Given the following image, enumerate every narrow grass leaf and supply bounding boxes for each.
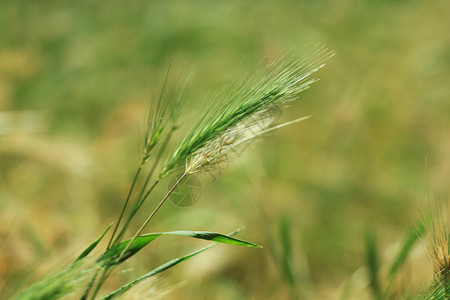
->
[388,221,426,278]
[75,224,112,262]
[279,215,295,286]
[365,228,381,298]
[100,243,214,300]
[98,234,162,267]
[99,230,260,267]
[383,221,426,299]
[100,229,246,300]
[166,230,261,247]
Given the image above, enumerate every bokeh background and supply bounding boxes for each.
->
[1,0,449,299]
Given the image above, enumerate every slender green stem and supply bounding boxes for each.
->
[119,172,187,258]
[133,168,155,211]
[91,127,176,298]
[107,166,142,250]
[88,174,160,299]
[90,165,146,298]
[80,269,100,300]
[134,179,160,216]
[89,269,112,300]
[113,179,160,245]
[113,126,175,245]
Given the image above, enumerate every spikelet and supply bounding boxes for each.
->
[141,63,184,165]
[186,105,279,173]
[425,195,450,282]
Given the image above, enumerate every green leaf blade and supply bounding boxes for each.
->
[99,230,260,268]
[100,244,213,300]
[100,228,252,300]
[388,221,426,278]
[75,224,112,262]
[365,228,381,298]
[167,230,261,248]
[98,234,162,267]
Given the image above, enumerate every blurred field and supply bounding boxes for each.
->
[0,0,449,299]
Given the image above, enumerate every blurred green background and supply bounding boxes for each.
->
[0,0,449,299]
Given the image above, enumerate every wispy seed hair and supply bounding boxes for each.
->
[423,193,450,280]
[160,47,334,177]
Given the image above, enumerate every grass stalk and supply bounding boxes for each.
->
[112,125,176,245]
[79,269,100,300]
[107,166,142,249]
[113,179,160,246]
[88,270,112,300]
[119,172,187,258]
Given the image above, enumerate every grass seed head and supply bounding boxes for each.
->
[141,66,185,165]
[422,193,450,283]
[161,47,334,178]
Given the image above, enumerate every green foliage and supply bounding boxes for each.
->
[388,222,426,280]
[380,222,427,299]
[279,215,295,287]
[13,261,91,300]
[99,230,260,268]
[100,229,245,300]
[353,222,428,299]
[101,247,212,299]
[365,229,381,298]
[76,225,112,263]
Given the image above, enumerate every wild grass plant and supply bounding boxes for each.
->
[409,192,450,299]
[8,48,335,300]
[359,188,450,300]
